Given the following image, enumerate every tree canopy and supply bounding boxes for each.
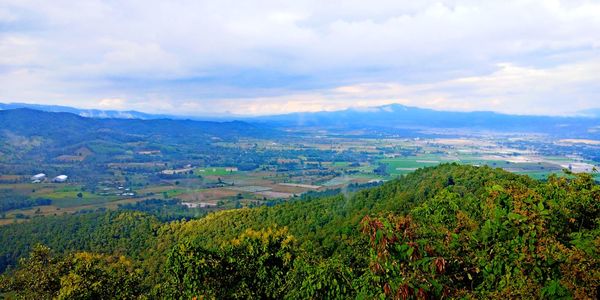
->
[1,164,598,299]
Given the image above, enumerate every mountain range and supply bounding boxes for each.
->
[258,104,600,137]
[1,102,599,138]
[0,108,274,151]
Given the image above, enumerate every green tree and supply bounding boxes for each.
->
[0,244,62,299]
[0,245,147,299]
[165,226,297,299]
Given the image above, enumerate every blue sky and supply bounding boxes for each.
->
[0,0,599,116]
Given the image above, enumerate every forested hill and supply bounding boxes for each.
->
[0,108,275,144]
[1,164,598,299]
[0,108,279,170]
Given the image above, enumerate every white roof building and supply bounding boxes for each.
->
[53,175,68,182]
[31,173,46,181]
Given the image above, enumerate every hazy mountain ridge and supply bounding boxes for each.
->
[0,108,270,137]
[2,103,600,138]
[0,103,244,121]
[0,108,278,161]
[0,103,160,120]
[256,104,600,138]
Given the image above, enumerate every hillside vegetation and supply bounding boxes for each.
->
[0,108,276,173]
[1,164,598,299]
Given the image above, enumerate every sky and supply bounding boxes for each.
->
[0,0,599,116]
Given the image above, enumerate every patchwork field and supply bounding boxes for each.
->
[1,134,599,226]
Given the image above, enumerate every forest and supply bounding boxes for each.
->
[0,164,598,299]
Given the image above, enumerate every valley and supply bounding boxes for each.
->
[1,110,598,225]
[0,108,598,299]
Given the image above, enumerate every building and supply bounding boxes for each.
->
[31,173,46,182]
[53,175,68,182]
[161,167,194,175]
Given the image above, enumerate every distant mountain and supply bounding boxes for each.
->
[0,108,276,148]
[0,102,256,122]
[3,102,599,138]
[0,108,282,176]
[256,104,600,138]
[0,103,165,120]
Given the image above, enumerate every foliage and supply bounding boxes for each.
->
[164,226,296,299]
[0,244,146,299]
[0,197,52,213]
[0,211,160,273]
[1,164,598,299]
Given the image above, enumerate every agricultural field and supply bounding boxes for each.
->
[194,167,238,176]
[376,137,599,180]
[1,131,599,226]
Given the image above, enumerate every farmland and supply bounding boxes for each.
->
[1,123,599,226]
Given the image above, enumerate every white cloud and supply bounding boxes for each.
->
[0,0,599,115]
[97,98,126,109]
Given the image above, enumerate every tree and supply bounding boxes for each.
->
[165,226,297,299]
[0,244,62,299]
[0,245,147,299]
[56,252,145,299]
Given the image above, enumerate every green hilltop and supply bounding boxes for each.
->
[0,164,598,299]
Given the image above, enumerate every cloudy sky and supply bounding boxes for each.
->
[1,0,599,116]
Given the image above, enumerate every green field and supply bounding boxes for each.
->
[379,155,444,175]
[41,191,119,208]
[321,176,355,186]
[194,167,238,176]
[159,189,188,198]
[330,161,350,167]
